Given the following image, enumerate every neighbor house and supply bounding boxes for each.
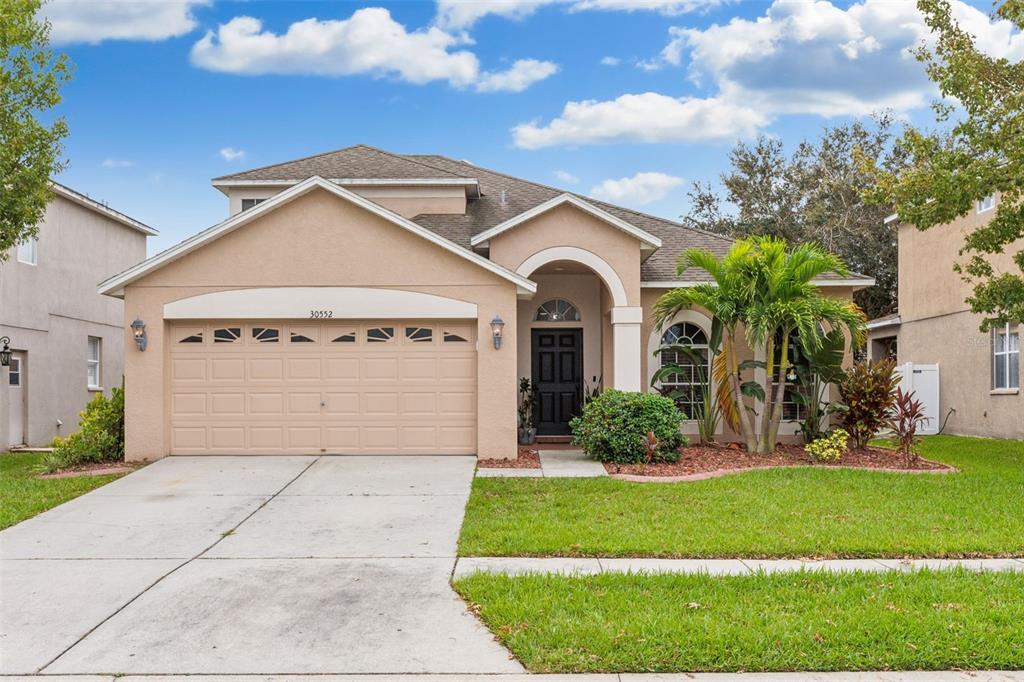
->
[1,182,157,448]
[99,145,872,460]
[867,195,1022,440]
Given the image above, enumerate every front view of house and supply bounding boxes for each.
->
[101,145,872,460]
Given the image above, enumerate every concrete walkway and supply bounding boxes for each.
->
[454,556,1024,578]
[0,456,521,675]
[477,449,607,478]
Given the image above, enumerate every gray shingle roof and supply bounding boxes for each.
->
[213,145,468,182]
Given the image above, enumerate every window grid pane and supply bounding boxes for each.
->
[87,337,101,387]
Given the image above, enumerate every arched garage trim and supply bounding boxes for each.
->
[163,287,478,319]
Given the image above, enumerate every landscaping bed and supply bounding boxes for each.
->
[605,443,953,479]
[36,461,136,479]
[455,568,1024,672]
[478,447,541,469]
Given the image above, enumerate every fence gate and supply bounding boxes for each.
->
[896,363,940,435]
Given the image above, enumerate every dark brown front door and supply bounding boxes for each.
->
[532,329,583,435]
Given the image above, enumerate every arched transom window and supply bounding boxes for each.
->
[535,299,580,322]
[657,322,710,420]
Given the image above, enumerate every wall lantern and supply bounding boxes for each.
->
[0,336,11,367]
[130,318,148,351]
[490,315,505,350]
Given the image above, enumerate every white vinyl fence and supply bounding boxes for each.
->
[895,363,940,435]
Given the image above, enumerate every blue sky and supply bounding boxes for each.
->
[43,0,1023,254]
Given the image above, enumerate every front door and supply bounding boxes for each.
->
[7,352,25,446]
[532,329,582,436]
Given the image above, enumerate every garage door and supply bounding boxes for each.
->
[168,321,477,454]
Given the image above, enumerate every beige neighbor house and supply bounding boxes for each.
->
[1,183,156,448]
[867,195,1023,440]
[99,145,873,461]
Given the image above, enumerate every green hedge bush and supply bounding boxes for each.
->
[43,387,125,473]
[570,389,686,464]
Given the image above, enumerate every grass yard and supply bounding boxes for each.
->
[460,436,1024,558]
[0,451,126,529]
[454,568,1024,672]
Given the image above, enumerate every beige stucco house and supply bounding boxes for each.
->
[99,145,872,461]
[1,183,156,448]
[867,195,1022,440]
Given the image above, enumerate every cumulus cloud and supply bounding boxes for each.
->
[219,147,246,162]
[190,8,557,92]
[590,172,684,205]
[101,159,134,168]
[554,169,580,184]
[476,59,559,92]
[512,92,767,149]
[435,0,723,30]
[42,0,208,45]
[600,56,621,66]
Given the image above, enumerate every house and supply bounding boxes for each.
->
[867,196,1022,440]
[1,182,157,448]
[98,145,872,460]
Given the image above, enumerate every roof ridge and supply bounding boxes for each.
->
[212,144,465,182]
[353,145,467,179]
[399,153,735,245]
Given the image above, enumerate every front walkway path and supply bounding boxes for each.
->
[477,449,607,478]
[0,456,521,675]
[454,556,1024,578]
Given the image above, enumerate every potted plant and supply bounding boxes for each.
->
[517,377,537,445]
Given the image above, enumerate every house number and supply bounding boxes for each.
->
[309,310,334,319]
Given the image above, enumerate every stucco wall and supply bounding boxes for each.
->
[225,184,466,219]
[122,187,520,461]
[1,195,146,447]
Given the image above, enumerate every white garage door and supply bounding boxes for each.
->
[168,321,477,454]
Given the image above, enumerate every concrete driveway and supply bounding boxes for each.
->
[0,455,522,675]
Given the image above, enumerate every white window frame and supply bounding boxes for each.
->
[87,336,102,390]
[977,194,996,214]
[17,236,38,265]
[656,322,711,422]
[992,323,1020,391]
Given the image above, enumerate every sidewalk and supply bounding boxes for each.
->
[477,449,607,478]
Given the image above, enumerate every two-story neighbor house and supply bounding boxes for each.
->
[867,195,1022,440]
[1,182,156,448]
[99,145,872,461]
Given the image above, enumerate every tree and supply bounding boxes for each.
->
[654,237,865,455]
[1,0,71,260]
[862,0,1024,330]
[684,116,909,321]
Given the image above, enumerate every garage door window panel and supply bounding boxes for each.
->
[368,326,395,343]
[289,326,319,344]
[252,327,280,343]
[214,327,242,343]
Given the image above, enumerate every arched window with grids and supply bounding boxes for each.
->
[534,299,580,322]
[656,322,710,420]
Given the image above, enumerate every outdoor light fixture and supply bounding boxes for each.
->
[490,315,505,350]
[0,336,11,367]
[130,318,148,351]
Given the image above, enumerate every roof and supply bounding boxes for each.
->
[866,313,901,330]
[98,177,536,298]
[50,181,158,236]
[211,145,874,286]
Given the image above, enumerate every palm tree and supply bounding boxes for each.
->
[655,237,866,454]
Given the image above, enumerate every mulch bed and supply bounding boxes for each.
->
[36,462,136,479]
[605,443,955,479]
[478,447,542,469]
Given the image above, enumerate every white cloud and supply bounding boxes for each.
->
[656,0,1024,118]
[435,0,723,30]
[554,169,580,184]
[476,59,559,92]
[219,147,246,162]
[590,171,684,205]
[101,159,134,168]
[191,8,557,92]
[512,92,767,149]
[600,56,621,66]
[42,0,208,45]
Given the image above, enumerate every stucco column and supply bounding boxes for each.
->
[611,306,642,391]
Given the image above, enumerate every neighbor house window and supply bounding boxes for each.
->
[977,194,996,213]
[17,236,37,265]
[240,198,265,211]
[993,323,1020,390]
[656,322,709,420]
[87,336,102,389]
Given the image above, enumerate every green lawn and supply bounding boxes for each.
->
[454,569,1024,672]
[0,451,126,529]
[460,436,1024,558]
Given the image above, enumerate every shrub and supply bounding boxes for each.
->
[892,387,929,465]
[570,389,686,464]
[43,387,125,473]
[806,428,849,462]
[836,359,899,449]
